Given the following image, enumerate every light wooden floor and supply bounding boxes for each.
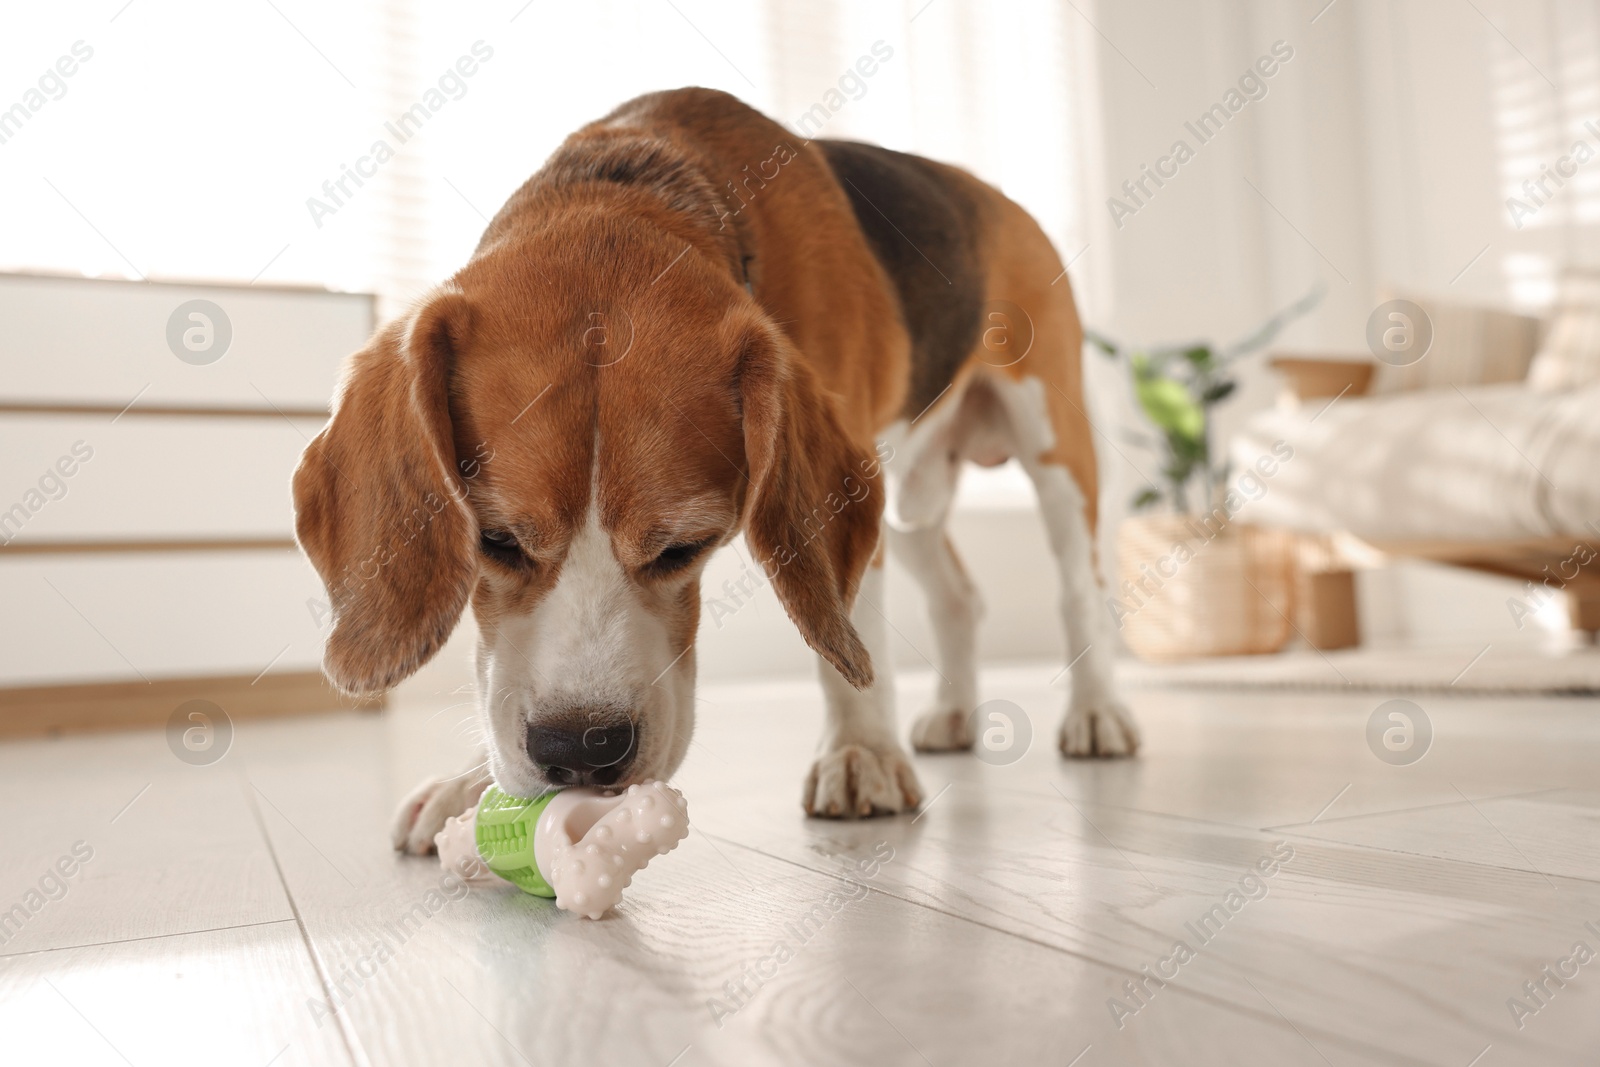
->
[2,663,1598,1066]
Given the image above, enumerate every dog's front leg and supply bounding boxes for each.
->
[803,558,924,817]
[390,759,493,855]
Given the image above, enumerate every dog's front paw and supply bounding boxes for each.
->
[390,770,492,855]
[803,742,923,818]
[1059,699,1141,758]
[910,707,974,752]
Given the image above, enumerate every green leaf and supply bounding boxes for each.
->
[1130,487,1161,511]
[1167,432,1205,462]
[1084,329,1119,357]
[1182,344,1213,369]
[1135,376,1204,440]
[1201,379,1236,404]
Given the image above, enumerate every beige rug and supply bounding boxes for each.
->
[1117,643,1600,695]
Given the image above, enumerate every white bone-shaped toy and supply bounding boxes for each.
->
[435,781,688,919]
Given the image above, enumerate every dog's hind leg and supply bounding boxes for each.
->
[890,525,982,752]
[992,373,1139,758]
[878,383,988,753]
[1025,456,1139,757]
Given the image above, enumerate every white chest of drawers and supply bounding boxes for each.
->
[0,273,377,734]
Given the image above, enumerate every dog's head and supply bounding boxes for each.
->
[292,220,882,795]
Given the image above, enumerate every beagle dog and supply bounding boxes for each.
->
[291,88,1139,851]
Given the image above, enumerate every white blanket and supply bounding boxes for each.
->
[1231,382,1600,542]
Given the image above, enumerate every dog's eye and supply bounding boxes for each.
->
[648,541,709,576]
[478,529,528,568]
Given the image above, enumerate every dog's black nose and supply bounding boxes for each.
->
[527,720,637,787]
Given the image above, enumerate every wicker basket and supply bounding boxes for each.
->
[1114,515,1294,661]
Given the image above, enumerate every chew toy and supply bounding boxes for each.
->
[435,781,688,919]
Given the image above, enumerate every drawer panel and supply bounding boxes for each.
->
[0,414,324,542]
[0,273,372,408]
[0,550,330,686]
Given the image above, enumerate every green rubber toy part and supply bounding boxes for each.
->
[474,786,561,898]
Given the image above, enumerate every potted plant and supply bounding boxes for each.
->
[1090,286,1322,660]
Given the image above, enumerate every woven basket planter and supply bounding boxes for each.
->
[1114,515,1295,661]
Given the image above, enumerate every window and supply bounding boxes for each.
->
[2,1,1097,324]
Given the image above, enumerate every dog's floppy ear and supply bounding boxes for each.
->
[735,313,883,690]
[292,290,477,695]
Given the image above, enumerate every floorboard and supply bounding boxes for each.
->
[0,923,353,1067]
[0,731,292,955]
[2,662,1597,1065]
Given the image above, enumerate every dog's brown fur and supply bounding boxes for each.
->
[294,86,1095,733]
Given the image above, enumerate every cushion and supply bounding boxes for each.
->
[1369,289,1541,395]
[1528,269,1600,391]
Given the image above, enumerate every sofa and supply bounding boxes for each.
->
[1231,277,1600,644]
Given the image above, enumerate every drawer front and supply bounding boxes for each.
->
[0,274,372,408]
[0,414,324,543]
[0,550,329,686]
